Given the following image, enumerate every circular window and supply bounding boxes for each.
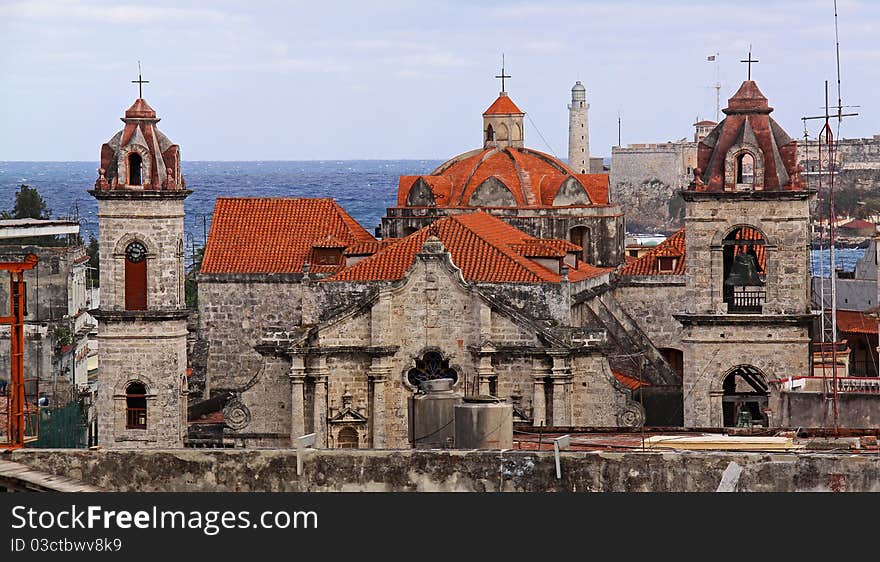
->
[407,351,458,388]
[125,242,147,263]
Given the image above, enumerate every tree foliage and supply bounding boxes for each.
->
[12,184,51,219]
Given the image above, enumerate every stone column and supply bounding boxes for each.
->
[550,352,572,426]
[531,356,550,427]
[477,351,495,396]
[709,390,724,428]
[289,355,306,446]
[369,358,390,448]
[310,356,329,447]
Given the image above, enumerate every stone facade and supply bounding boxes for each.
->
[209,238,638,449]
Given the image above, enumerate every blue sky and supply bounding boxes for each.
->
[1,0,877,161]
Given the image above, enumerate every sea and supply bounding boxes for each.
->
[0,160,866,276]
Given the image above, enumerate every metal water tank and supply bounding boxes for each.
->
[408,378,462,449]
[454,396,513,450]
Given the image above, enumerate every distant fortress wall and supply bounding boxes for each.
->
[611,133,880,233]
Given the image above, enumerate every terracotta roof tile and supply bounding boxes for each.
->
[620,226,767,277]
[327,211,612,284]
[398,147,610,209]
[483,93,524,115]
[201,198,375,274]
[344,239,397,256]
[620,228,686,276]
[612,370,651,390]
[836,310,878,335]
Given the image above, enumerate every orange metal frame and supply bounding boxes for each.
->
[0,254,38,450]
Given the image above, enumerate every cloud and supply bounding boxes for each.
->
[0,0,244,25]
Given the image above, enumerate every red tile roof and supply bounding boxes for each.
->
[839,219,875,230]
[397,147,610,209]
[327,211,612,284]
[620,226,767,277]
[612,371,651,390]
[836,310,878,335]
[483,93,523,115]
[124,98,157,119]
[344,239,397,256]
[201,198,375,274]
[620,228,686,276]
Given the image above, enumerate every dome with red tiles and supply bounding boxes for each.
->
[398,146,609,209]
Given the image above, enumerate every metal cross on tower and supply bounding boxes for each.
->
[495,54,511,92]
[132,61,149,99]
[740,46,759,80]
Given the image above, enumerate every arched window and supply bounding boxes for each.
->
[721,366,768,427]
[128,153,143,186]
[735,152,755,186]
[337,426,359,449]
[125,382,147,429]
[125,241,147,310]
[407,351,458,388]
[722,227,765,313]
[569,226,593,263]
[485,124,494,142]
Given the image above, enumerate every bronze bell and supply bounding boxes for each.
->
[724,253,763,287]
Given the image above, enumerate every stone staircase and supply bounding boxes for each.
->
[582,292,681,386]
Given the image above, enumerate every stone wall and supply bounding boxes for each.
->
[683,193,813,315]
[610,143,696,232]
[799,136,880,194]
[96,317,188,448]
[612,278,687,351]
[12,448,880,492]
[681,322,811,427]
[97,197,185,311]
[611,135,880,233]
[197,279,305,393]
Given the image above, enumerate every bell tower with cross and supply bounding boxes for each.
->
[90,65,191,448]
[673,52,816,429]
[483,55,525,149]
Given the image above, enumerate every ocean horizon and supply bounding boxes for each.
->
[0,160,866,275]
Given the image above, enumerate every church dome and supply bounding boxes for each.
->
[397,145,608,208]
[572,81,586,92]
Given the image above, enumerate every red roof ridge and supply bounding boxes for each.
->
[483,93,524,116]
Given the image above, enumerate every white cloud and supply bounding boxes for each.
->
[0,0,244,25]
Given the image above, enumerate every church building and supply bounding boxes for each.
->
[88,67,836,449]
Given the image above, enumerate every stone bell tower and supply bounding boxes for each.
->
[676,76,814,428]
[90,87,190,448]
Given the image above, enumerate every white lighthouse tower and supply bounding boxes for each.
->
[568,81,590,174]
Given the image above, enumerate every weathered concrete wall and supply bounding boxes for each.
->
[12,448,880,492]
[773,391,880,428]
